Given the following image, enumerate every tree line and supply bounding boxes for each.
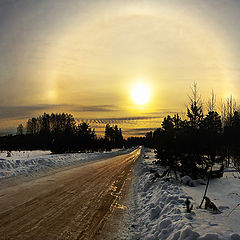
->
[144,83,240,178]
[0,113,124,153]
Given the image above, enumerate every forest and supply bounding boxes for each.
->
[144,84,240,179]
[0,113,124,153]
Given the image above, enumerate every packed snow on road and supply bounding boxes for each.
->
[121,148,240,240]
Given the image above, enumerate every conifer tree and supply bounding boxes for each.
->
[162,115,174,131]
[187,82,203,128]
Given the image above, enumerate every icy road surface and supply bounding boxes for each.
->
[0,147,141,240]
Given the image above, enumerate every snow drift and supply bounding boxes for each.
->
[120,148,240,240]
[0,148,133,179]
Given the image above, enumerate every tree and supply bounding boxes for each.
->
[162,115,174,131]
[75,122,96,151]
[187,82,203,128]
[26,119,33,135]
[207,90,216,112]
[39,113,50,135]
[16,124,24,135]
[231,111,240,128]
[105,124,114,142]
[221,95,237,127]
[76,122,95,140]
[201,111,222,133]
[200,111,222,165]
[31,117,38,134]
[225,111,240,167]
[172,114,182,129]
[104,124,123,148]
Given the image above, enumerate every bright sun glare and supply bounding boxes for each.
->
[131,83,150,105]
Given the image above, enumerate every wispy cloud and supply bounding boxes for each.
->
[0,104,119,120]
[126,128,157,132]
[0,105,52,120]
[120,128,158,136]
[0,105,175,136]
[77,117,164,136]
[77,116,164,124]
[72,105,118,112]
[144,110,180,115]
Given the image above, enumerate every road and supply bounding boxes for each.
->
[0,147,141,240]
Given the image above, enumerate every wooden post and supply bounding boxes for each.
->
[199,165,213,208]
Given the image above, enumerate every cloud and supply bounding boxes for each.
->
[90,126,157,137]
[77,116,164,124]
[144,110,180,115]
[127,131,148,136]
[0,105,52,120]
[0,104,119,120]
[126,128,157,132]
[77,118,165,136]
[0,105,173,136]
[122,127,158,136]
[71,105,118,112]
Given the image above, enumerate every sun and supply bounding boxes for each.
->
[131,83,150,105]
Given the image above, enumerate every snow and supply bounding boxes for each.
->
[181,176,207,187]
[0,148,134,179]
[182,166,240,237]
[2,147,240,239]
[121,148,240,240]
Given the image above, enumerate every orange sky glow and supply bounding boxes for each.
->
[1,0,240,136]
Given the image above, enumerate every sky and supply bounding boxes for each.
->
[1,0,240,136]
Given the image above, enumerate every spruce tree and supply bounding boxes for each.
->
[187,82,203,128]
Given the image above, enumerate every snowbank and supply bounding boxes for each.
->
[181,176,207,187]
[0,148,134,179]
[120,148,240,240]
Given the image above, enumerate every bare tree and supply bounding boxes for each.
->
[207,90,216,112]
[220,98,226,123]
[221,95,237,127]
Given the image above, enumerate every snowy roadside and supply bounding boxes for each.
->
[120,148,240,240]
[0,148,135,179]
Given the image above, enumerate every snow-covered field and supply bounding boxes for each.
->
[121,148,240,240]
[0,148,133,179]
